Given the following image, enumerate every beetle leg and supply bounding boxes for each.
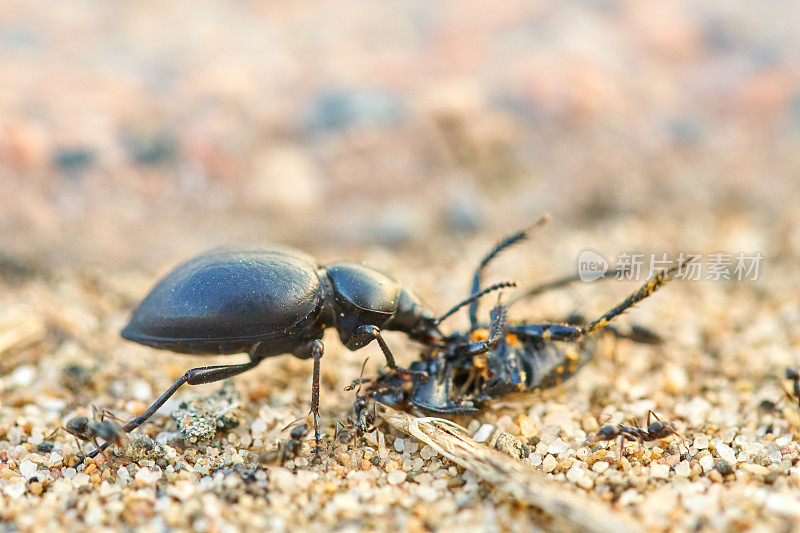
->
[308,340,324,453]
[80,357,262,463]
[356,325,428,379]
[464,304,507,357]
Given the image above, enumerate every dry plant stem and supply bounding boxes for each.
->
[379,406,638,533]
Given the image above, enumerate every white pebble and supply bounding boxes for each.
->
[393,438,404,452]
[131,380,152,401]
[420,446,434,460]
[717,443,737,464]
[699,454,715,472]
[19,458,38,479]
[565,464,585,483]
[7,427,24,445]
[542,455,557,473]
[592,461,609,473]
[405,440,419,454]
[387,470,406,485]
[529,453,543,467]
[618,489,639,506]
[674,461,691,477]
[473,424,494,443]
[693,436,709,450]
[651,464,670,479]
[11,365,36,387]
[135,466,163,485]
[4,482,26,499]
[547,438,568,455]
[117,466,131,483]
[47,453,63,468]
[250,419,267,435]
[769,451,782,464]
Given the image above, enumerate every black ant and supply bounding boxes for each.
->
[338,359,378,444]
[41,406,127,461]
[593,410,686,454]
[259,422,309,465]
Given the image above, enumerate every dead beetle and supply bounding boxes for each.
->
[86,245,441,460]
[361,221,689,414]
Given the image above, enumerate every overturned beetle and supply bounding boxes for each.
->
[360,223,688,415]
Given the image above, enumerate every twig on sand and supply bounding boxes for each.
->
[379,406,638,533]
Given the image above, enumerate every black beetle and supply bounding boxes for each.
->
[86,245,442,458]
[359,224,688,415]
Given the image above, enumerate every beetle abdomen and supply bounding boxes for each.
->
[122,249,324,355]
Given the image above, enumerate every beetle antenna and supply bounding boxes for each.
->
[468,214,550,330]
[568,256,695,340]
[435,280,518,327]
[506,268,626,308]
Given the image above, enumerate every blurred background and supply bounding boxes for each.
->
[1,6,799,529]
[1,0,798,277]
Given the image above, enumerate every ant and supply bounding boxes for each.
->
[593,410,686,454]
[259,422,310,465]
[337,359,378,444]
[785,368,800,406]
[41,406,127,461]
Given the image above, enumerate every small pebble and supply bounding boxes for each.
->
[565,464,585,483]
[693,436,709,450]
[592,461,609,474]
[547,439,568,455]
[542,455,557,473]
[740,463,770,477]
[387,470,406,485]
[651,464,670,479]
[716,443,736,464]
[714,459,735,477]
[19,458,37,479]
[699,454,715,472]
[473,424,494,443]
[674,461,691,477]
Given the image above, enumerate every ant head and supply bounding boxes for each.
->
[66,416,89,435]
[290,424,308,441]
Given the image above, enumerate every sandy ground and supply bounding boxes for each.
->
[1,1,800,531]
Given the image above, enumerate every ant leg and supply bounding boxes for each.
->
[468,215,550,329]
[72,435,87,461]
[308,340,324,453]
[356,325,427,378]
